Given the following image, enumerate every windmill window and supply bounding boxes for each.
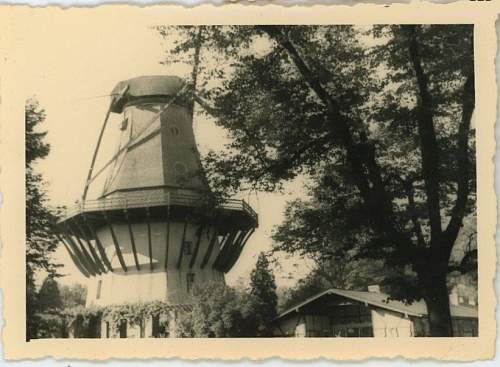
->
[174,162,187,175]
[186,273,195,293]
[184,241,192,256]
[120,118,129,131]
[170,126,180,135]
[96,280,102,299]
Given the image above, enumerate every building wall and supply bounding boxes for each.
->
[87,221,224,306]
[275,314,302,337]
[411,317,430,337]
[412,316,478,337]
[371,308,414,337]
[452,317,478,336]
[275,307,478,338]
[276,305,415,338]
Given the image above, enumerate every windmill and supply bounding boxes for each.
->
[55,75,258,310]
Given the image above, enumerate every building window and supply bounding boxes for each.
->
[360,326,374,337]
[186,273,195,293]
[139,319,145,338]
[96,280,102,300]
[105,321,110,338]
[152,315,170,338]
[331,304,372,324]
[119,320,127,338]
[152,315,160,337]
[184,241,192,256]
[332,326,374,338]
[332,327,346,337]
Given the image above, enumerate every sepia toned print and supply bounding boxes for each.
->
[0,4,497,361]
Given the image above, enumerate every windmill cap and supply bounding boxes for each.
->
[110,75,186,113]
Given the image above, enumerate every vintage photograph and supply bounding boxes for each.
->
[23,21,479,342]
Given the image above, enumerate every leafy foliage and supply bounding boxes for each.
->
[37,276,63,311]
[27,276,66,339]
[158,25,475,336]
[278,271,331,313]
[177,282,258,337]
[60,283,88,309]
[35,310,67,339]
[277,257,388,313]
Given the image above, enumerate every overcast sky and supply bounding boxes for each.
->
[24,17,311,289]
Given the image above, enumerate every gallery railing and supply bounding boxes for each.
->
[61,190,257,222]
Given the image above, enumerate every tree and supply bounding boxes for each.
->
[278,271,330,313]
[60,283,88,309]
[37,276,63,312]
[30,276,66,339]
[249,253,278,336]
[277,257,387,313]
[272,192,390,292]
[25,98,61,340]
[26,274,39,340]
[158,25,475,336]
[178,282,258,337]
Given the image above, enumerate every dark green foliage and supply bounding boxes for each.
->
[35,311,67,339]
[38,276,63,312]
[278,272,330,313]
[26,98,60,279]
[277,259,388,313]
[177,282,259,337]
[60,283,88,309]
[272,177,417,300]
[158,25,476,336]
[26,275,39,340]
[27,276,67,339]
[249,253,278,336]
[25,98,61,340]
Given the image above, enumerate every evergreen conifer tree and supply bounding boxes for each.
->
[249,252,278,336]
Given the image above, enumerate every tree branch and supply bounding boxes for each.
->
[404,179,426,247]
[258,26,371,195]
[193,93,270,168]
[261,25,414,253]
[189,27,204,115]
[258,25,340,115]
[444,74,475,248]
[406,25,443,243]
[391,174,427,247]
[193,94,220,117]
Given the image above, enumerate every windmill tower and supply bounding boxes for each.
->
[56,75,257,310]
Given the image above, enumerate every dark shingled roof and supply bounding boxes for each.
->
[277,288,478,320]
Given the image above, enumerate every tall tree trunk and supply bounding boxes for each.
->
[421,270,453,336]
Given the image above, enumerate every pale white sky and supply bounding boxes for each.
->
[25,18,311,289]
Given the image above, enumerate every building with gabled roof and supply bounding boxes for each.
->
[274,287,478,337]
